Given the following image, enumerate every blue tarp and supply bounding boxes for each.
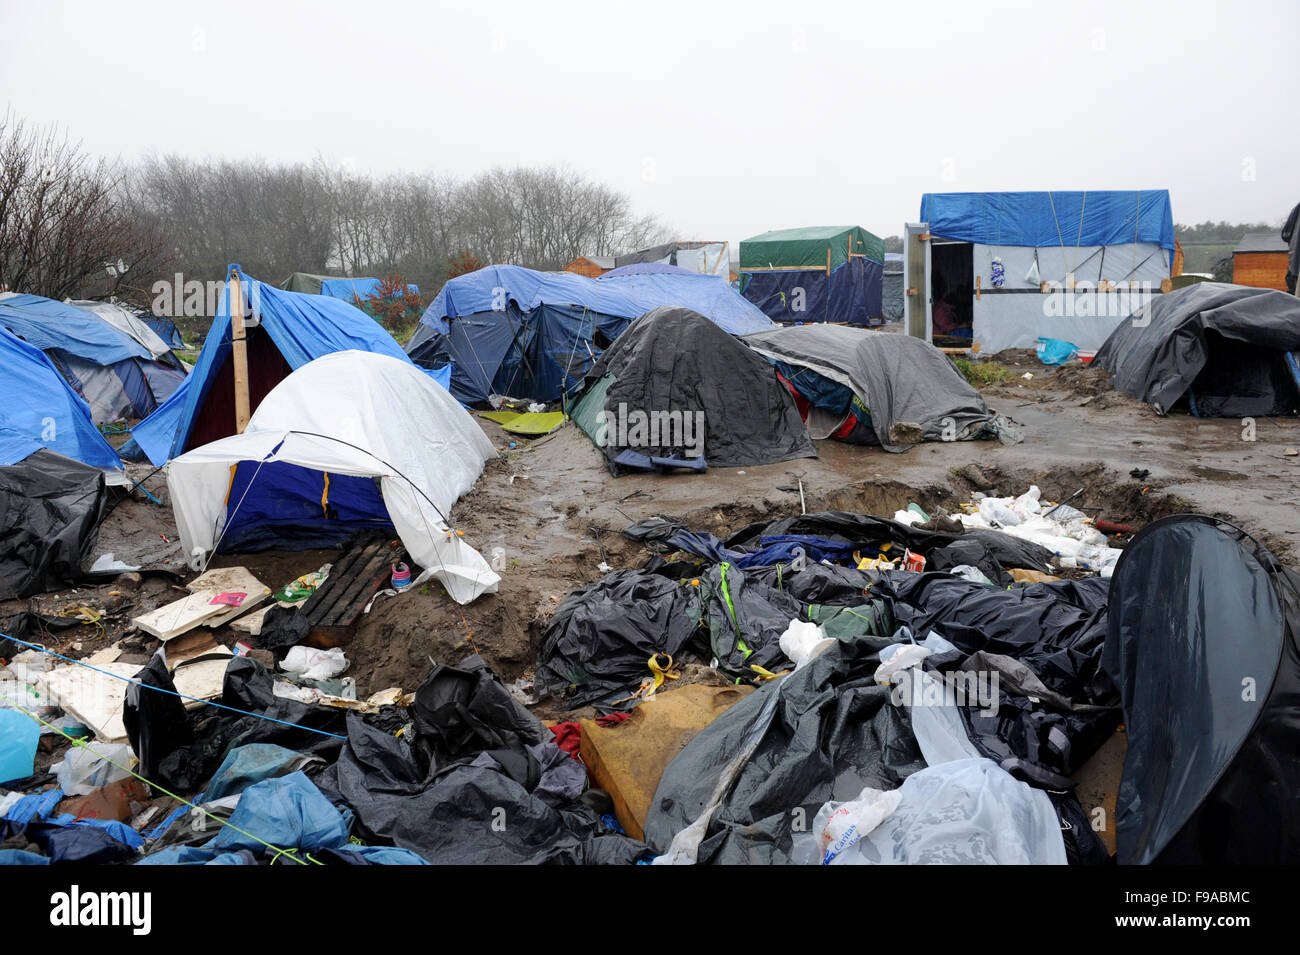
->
[146,315,186,349]
[420,265,773,337]
[919,191,1176,254]
[124,270,413,466]
[410,265,774,404]
[599,263,695,278]
[0,294,151,364]
[741,257,884,325]
[0,326,121,468]
[666,530,859,568]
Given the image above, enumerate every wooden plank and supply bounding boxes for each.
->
[321,547,393,627]
[229,269,251,433]
[132,590,225,641]
[186,566,271,628]
[300,542,375,623]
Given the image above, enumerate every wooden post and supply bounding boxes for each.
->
[228,267,251,433]
[826,246,832,275]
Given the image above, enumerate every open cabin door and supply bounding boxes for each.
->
[903,222,931,340]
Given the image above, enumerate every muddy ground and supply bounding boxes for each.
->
[6,355,1298,853]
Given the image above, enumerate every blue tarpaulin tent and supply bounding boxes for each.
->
[738,226,886,325]
[0,325,121,469]
[124,270,416,466]
[406,265,774,405]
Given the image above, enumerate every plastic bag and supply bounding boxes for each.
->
[796,759,1067,865]
[52,742,134,795]
[279,646,348,682]
[790,786,903,865]
[778,620,833,671]
[0,709,39,784]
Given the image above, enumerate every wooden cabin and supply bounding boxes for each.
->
[1232,233,1290,291]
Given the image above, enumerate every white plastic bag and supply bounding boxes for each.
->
[279,646,349,682]
[779,620,833,671]
[53,743,134,796]
[790,786,903,865]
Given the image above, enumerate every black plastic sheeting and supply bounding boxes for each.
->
[743,324,997,451]
[1094,282,1300,416]
[122,655,346,793]
[535,568,702,708]
[315,655,650,864]
[1104,515,1300,864]
[580,306,817,469]
[0,449,107,599]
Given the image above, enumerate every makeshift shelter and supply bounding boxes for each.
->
[405,265,774,405]
[1104,514,1300,864]
[743,324,999,451]
[570,306,816,472]
[1094,283,1300,416]
[739,226,885,325]
[0,293,186,424]
[167,350,499,604]
[125,269,413,467]
[614,241,731,277]
[0,324,121,470]
[278,273,419,301]
[145,314,186,349]
[905,191,1176,351]
[1232,232,1290,291]
[0,448,109,599]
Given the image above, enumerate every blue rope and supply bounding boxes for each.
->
[1,632,347,740]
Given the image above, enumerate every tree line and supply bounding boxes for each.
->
[0,113,667,308]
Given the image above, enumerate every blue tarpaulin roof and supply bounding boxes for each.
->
[421,265,773,337]
[0,325,121,468]
[919,191,1176,254]
[126,271,414,466]
[320,276,420,301]
[0,294,152,364]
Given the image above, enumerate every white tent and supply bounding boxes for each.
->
[167,350,501,604]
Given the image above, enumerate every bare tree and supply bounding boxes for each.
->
[0,113,167,299]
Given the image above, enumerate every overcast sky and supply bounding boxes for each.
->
[2,0,1294,248]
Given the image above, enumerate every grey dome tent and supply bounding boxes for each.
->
[743,324,1001,451]
[1094,282,1300,416]
[1103,514,1300,864]
[570,306,816,473]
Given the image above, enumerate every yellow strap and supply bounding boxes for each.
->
[750,664,787,681]
[647,653,680,697]
[321,472,330,516]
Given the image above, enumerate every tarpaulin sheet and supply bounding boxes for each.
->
[745,324,996,451]
[0,449,108,599]
[739,226,886,270]
[0,326,121,469]
[1104,515,1300,864]
[740,257,883,324]
[920,191,1175,254]
[0,293,151,364]
[1094,282,1300,416]
[418,264,773,337]
[574,307,816,470]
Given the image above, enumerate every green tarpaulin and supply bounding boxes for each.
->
[739,226,885,271]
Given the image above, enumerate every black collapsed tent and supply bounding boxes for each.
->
[0,449,108,599]
[1094,283,1300,416]
[1103,514,1300,864]
[743,324,1003,451]
[570,306,816,473]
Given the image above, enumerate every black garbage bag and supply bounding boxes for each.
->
[257,605,310,655]
[413,655,546,759]
[536,569,702,708]
[643,633,926,864]
[123,652,194,782]
[153,657,346,793]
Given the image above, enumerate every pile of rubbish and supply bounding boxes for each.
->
[1,490,1296,866]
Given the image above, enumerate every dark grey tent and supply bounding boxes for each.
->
[1094,283,1300,416]
[743,324,1000,451]
[571,306,816,472]
[1104,514,1300,864]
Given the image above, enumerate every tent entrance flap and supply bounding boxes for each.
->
[930,241,973,343]
[187,325,294,453]
[219,459,394,553]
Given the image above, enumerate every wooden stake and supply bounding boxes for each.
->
[229,267,251,434]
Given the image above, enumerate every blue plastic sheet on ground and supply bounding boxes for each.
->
[0,709,39,783]
[666,530,859,568]
[1036,337,1080,365]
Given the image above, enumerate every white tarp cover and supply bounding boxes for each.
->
[167,350,500,604]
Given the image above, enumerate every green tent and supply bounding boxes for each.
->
[739,226,885,271]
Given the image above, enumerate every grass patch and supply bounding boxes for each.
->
[954,357,1014,387]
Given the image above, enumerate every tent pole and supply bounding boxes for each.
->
[229,266,251,434]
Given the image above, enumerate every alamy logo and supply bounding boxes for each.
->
[49,885,151,935]
[594,403,705,458]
